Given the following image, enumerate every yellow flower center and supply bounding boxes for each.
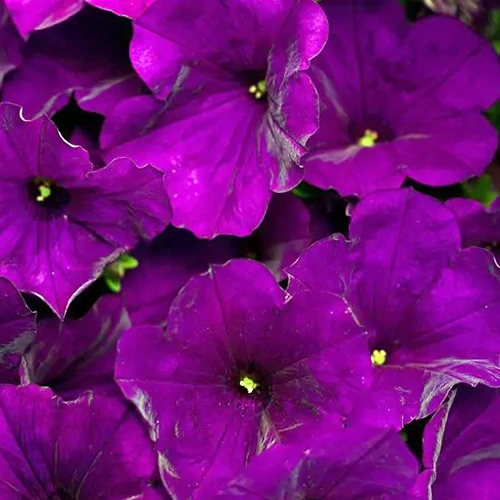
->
[358,129,379,148]
[239,375,259,394]
[371,349,387,366]
[249,80,267,100]
[34,178,53,202]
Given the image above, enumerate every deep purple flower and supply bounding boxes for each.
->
[120,227,236,327]
[20,295,128,399]
[0,0,23,87]
[0,384,157,498]
[115,259,372,498]
[0,278,35,384]
[2,7,146,120]
[0,102,171,318]
[287,188,500,427]
[446,196,500,257]
[216,423,418,499]
[303,0,500,198]
[417,385,500,499]
[101,0,328,237]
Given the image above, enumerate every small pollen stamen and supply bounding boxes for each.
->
[358,129,379,148]
[249,79,267,100]
[371,349,387,366]
[36,184,52,202]
[239,375,259,394]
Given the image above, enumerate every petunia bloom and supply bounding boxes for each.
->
[0,102,171,318]
[2,6,146,120]
[303,0,500,198]
[0,278,35,385]
[287,188,500,428]
[0,384,158,498]
[416,385,500,499]
[101,0,328,237]
[20,294,129,399]
[115,259,372,498]
[216,423,419,499]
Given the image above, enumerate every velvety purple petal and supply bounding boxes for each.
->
[0,0,23,87]
[429,385,500,499]
[0,278,35,384]
[4,0,83,38]
[68,158,172,248]
[285,234,359,296]
[86,0,155,19]
[395,112,497,186]
[102,93,272,238]
[446,196,500,248]
[116,259,372,498]
[0,385,157,498]
[3,7,144,119]
[121,227,237,327]
[20,295,129,399]
[264,0,328,191]
[389,15,500,112]
[130,0,296,99]
[412,391,455,500]
[217,423,418,499]
[347,189,461,331]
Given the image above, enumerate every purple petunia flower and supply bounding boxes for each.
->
[416,385,500,499]
[216,423,419,499]
[0,384,158,498]
[115,259,372,498]
[0,102,171,318]
[101,0,328,237]
[20,295,128,399]
[287,188,500,428]
[0,278,35,384]
[446,196,500,257]
[2,6,146,120]
[303,0,500,198]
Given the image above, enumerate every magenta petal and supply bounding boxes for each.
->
[0,278,35,384]
[217,424,419,498]
[0,0,23,87]
[0,385,157,498]
[4,0,83,38]
[3,7,144,120]
[20,295,129,399]
[102,93,272,238]
[347,189,461,329]
[428,386,500,499]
